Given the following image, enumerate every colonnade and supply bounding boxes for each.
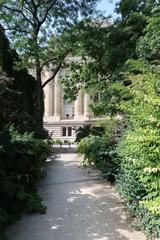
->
[44,69,91,120]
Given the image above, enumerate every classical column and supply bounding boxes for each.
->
[54,70,63,120]
[60,69,64,119]
[58,87,64,119]
[84,94,91,119]
[74,90,83,118]
[43,71,54,117]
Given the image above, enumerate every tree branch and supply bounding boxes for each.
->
[40,48,73,72]
[29,0,41,28]
[39,0,58,25]
[36,0,43,8]
[1,5,33,25]
[40,58,57,72]
[4,27,29,34]
[24,1,34,14]
[42,63,62,88]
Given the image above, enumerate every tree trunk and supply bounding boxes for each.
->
[34,34,44,137]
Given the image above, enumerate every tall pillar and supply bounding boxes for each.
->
[60,69,64,119]
[44,71,54,117]
[60,88,64,119]
[54,70,63,120]
[84,94,91,119]
[74,90,83,118]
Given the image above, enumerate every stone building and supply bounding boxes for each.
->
[43,63,97,142]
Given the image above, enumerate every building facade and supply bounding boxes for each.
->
[43,67,96,142]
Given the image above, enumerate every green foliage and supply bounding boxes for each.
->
[74,2,160,237]
[140,197,160,216]
[137,8,160,61]
[0,0,99,131]
[61,8,147,108]
[1,1,160,238]
[63,140,69,144]
[117,164,146,203]
[77,118,124,182]
[91,81,132,116]
[116,0,157,18]
[54,139,62,145]
[75,124,105,143]
[0,25,39,134]
[0,126,51,234]
[0,0,98,67]
[115,59,160,238]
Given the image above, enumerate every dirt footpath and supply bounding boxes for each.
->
[6,152,146,240]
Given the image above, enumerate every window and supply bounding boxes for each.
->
[68,127,72,137]
[62,127,72,137]
[62,127,67,136]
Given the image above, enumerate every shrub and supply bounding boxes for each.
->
[0,27,37,134]
[77,118,124,182]
[75,124,105,143]
[64,140,69,144]
[116,127,160,238]
[116,60,160,238]
[54,139,62,145]
[0,126,51,234]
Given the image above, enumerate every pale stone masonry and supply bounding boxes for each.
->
[42,56,100,142]
[29,56,100,142]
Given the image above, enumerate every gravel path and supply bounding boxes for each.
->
[6,152,146,240]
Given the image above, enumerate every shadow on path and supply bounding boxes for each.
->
[6,153,146,240]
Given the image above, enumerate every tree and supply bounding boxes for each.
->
[61,0,160,116]
[0,24,38,133]
[115,0,158,19]
[61,9,147,114]
[0,0,98,132]
[137,5,160,61]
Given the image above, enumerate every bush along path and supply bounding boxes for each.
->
[0,26,52,239]
[0,127,52,240]
[77,114,160,239]
[6,151,146,240]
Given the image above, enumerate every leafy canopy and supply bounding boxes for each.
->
[0,0,99,69]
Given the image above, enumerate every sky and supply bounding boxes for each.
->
[97,0,119,18]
